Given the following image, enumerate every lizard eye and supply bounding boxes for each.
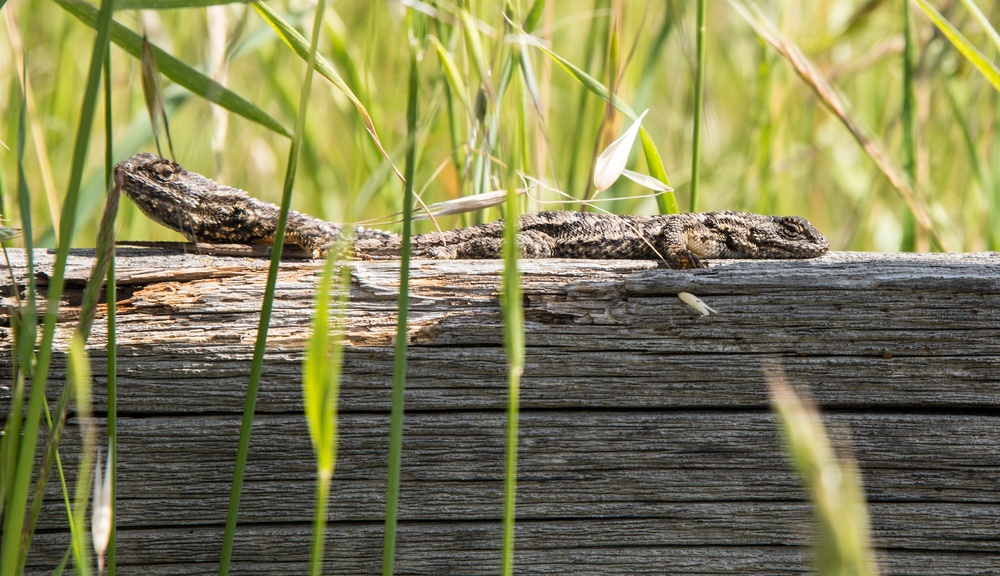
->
[151,162,177,182]
[778,217,807,239]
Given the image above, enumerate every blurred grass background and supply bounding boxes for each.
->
[2,0,999,254]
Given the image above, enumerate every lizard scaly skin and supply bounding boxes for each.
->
[114,153,829,269]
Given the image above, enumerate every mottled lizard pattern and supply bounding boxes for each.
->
[114,153,830,269]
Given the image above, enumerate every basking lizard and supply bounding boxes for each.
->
[114,153,830,269]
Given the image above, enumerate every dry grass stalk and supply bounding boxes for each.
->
[730,0,945,250]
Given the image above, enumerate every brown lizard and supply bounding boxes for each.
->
[114,153,829,269]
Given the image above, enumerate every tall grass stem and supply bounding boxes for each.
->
[303,250,346,576]
[67,335,96,576]
[217,0,326,572]
[103,42,118,575]
[689,0,707,211]
[382,12,422,576]
[500,68,526,576]
[900,0,917,251]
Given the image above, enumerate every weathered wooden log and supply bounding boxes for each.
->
[1,246,998,575]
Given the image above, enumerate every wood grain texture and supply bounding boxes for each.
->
[2,246,999,575]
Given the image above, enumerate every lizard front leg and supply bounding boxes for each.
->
[654,217,715,269]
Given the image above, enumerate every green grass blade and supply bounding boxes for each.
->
[302,246,345,576]
[68,335,96,576]
[103,40,119,576]
[76,179,119,342]
[7,114,43,568]
[912,0,1000,93]
[0,333,23,524]
[563,0,608,200]
[303,259,333,457]
[900,0,917,251]
[0,308,29,527]
[1,49,34,526]
[105,253,119,576]
[500,60,525,576]
[429,35,473,114]
[689,0,707,211]
[944,84,988,196]
[52,548,71,576]
[750,39,775,214]
[943,83,991,250]
[991,109,1000,251]
[382,13,421,576]
[431,18,466,191]
[19,154,122,562]
[251,0,403,180]
[528,38,677,213]
[639,131,678,214]
[57,0,292,137]
[217,0,326,572]
[0,0,114,572]
[459,7,489,86]
[523,0,546,31]
[15,50,34,299]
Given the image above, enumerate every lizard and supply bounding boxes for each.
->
[114,152,830,269]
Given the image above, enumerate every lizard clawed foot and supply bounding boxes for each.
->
[424,245,459,259]
[665,249,706,269]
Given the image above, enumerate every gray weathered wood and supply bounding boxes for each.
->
[2,246,999,575]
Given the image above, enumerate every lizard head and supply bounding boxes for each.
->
[114,153,250,240]
[755,215,830,258]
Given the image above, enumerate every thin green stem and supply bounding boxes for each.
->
[689,0,707,212]
[499,178,524,575]
[381,15,420,576]
[2,47,33,529]
[752,39,775,214]
[104,40,118,575]
[309,469,332,576]
[68,336,95,576]
[105,254,117,575]
[501,371,521,575]
[900,0,917,250]
[500,36,526,576]
[565,0,608,199]
[304,249,347,576]
[217,0,326,572]
[992,108,1000,251]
